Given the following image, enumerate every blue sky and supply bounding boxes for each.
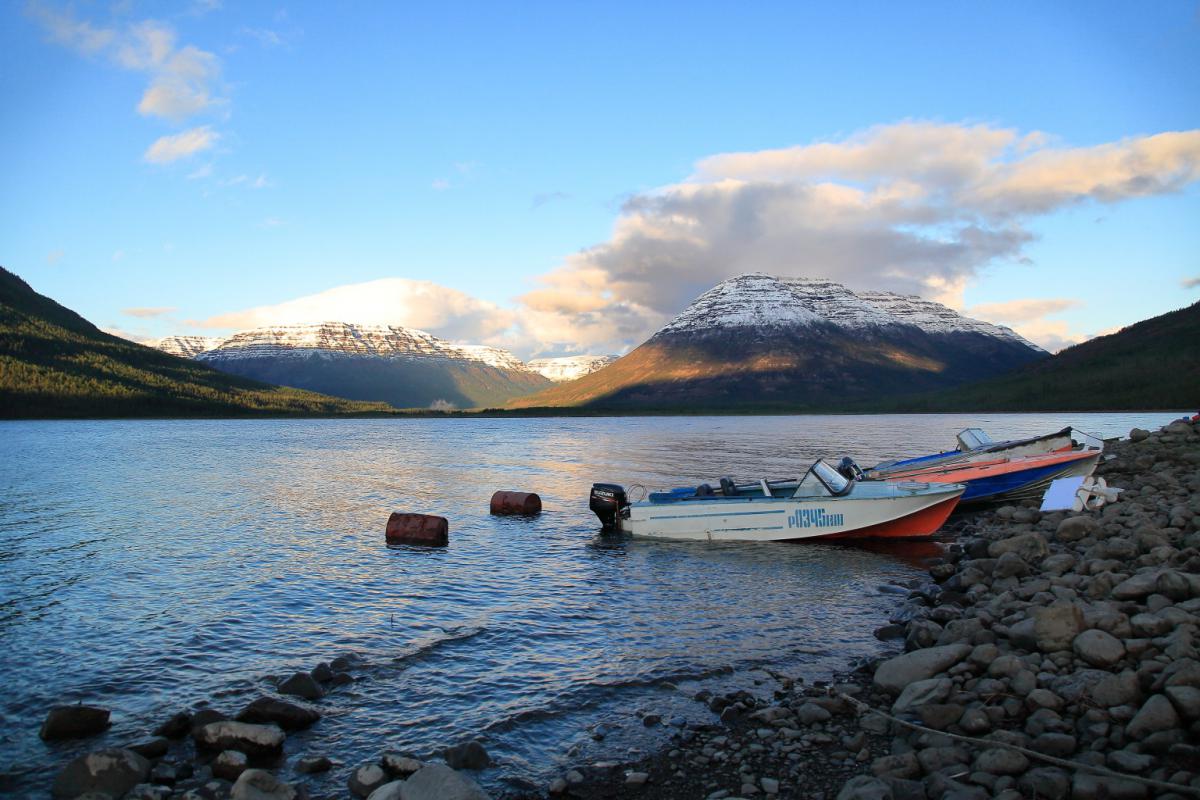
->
[2,0,1198,356]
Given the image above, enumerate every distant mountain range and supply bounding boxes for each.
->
[510,273,1047,411]
[5,265,1191,418]
[152,324,617,409]
[0,267,389,418]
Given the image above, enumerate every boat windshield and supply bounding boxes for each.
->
[956,428,993,452]
[795,460,851,497]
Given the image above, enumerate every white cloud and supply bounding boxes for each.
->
[101,325,157,344]
[431,178,451,191]
[122,306,177,318]
[143,126,218,164]
[1183,276,1200,289]
[969,298,1086,352]
[46,249,64,265]
[30,4,224,123]
[518,122,1200,354]
[196,278,517,344]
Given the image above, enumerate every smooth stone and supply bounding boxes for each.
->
[399,764,490,800]
[873,644,971,694]
[443,740,491,770]
[1018,768,1070,800]
[1034,603,1085,653]
[367,781,406,800]
[236,697,320,731]
[213,750,248,782]
[126,737,169,759]
[52,749,151,800]
[296,756,332,774]
[1126,694,1180,739]
[988,533,1048,562]
[796,703,832,724]
[381,753,423,776]
[278,672,323,701]
[1073,629,1127,667]
[230,768,297,800]
[1165,685,1200,720]
[349,763,388,797]
[153,711,192,739]
[891,678,951,715]
[40,705,112,741]
[194,721,285,757]
[836,775,893,800]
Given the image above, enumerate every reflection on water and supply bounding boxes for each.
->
[0,411,1175,795]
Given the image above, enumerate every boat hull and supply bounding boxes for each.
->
[874,450,1101,506]
[619,488,963,542]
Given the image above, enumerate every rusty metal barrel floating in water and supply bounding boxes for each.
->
[385,512,449,546]
[489,491,542,516]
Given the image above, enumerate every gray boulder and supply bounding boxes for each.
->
[367,782,406,800]
[278,672,323,701]
[891,678,950,715]
[194,721,285,757]
[230,769,297,800]
[1055,515,1097,542]
[988,533,1048,562]
[1165,685,1200,720]
[400,764,491,800]
[1072,629,1126,667]
[213,750,248,782]
[443,740,491,770]
[52,748,151,799]
[349,763,388,797]
[836,776,893,800]
[40,705,112,741]
[1126,694,1180,739]
[872,644,971,694]
[236,697,321,731]
[381,753,423,776]
[1034,603,1084,653]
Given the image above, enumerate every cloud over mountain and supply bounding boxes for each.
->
[519,122,1200,353]
[195,278,516,345]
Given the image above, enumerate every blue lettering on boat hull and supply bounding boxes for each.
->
[787,508,844,529]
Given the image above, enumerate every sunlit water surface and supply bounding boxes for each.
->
[0,412,1179,796]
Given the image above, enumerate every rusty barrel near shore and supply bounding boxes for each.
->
[489,491,542,516]
[385,512,449,546]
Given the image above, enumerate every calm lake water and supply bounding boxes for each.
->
[0,412,1180,796]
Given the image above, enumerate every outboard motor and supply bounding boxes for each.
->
[837,457,864,482]
[589,483,628,530]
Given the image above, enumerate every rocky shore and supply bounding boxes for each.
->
[551,417,1200,799]
[36,417,1200,800]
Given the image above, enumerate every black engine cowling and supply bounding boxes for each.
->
[589,483,628,530]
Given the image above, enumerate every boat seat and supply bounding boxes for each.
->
[695,483,714,497]
[720,477,737,496]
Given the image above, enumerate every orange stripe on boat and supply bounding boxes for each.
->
[798,494,962,541]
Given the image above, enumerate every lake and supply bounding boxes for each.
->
[0,412,1179,796]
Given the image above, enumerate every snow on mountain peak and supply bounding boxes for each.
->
[653,273,1045,352]
[157,321,536,369]
[656,273,822,335]
[527,355,618,382]
[155,335,225,358]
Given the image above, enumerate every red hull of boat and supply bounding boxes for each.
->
[787,494,962,541]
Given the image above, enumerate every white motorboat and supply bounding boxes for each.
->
[589,460,965,542]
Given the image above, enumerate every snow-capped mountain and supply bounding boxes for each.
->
[153,322,551,409]
[511,273,1047,410]
[527,355,619,382]
[194,322,534,368]
[658,273,1041,351]
[155,335,225,358]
